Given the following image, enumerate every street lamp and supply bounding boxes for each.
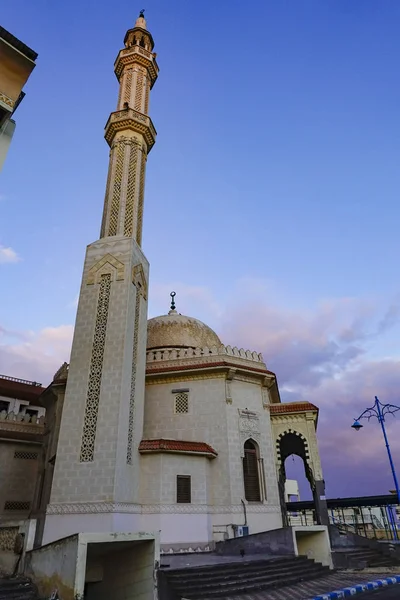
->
[352,396,400,540]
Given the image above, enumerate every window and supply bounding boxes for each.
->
[243,440,261,502]
[174,392,189,414]
[0,106,10,127]
[0,400,9,413]
[4,501,30,511]
[177,475,191,503]
[14,451,38,460]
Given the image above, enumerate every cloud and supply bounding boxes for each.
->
[149,281,222,320]
[0,325,73,385]
[218,297,374,388]
[0,245,20,264]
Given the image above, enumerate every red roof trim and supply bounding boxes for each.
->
[139,439,218,457]
[270,402,319,414]
[0,377,45,403]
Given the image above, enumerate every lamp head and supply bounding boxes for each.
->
[351,419,363,431]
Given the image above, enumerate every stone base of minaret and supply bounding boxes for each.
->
[43,235,148,545]
[43,504,144,545]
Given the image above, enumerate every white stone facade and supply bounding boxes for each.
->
[138,340,284,550]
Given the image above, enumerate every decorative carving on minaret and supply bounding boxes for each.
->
[86,254,125,285]
[132,263,148,299]
[127,290,141,465]
[80,273,112,462]
[99,11,158,244]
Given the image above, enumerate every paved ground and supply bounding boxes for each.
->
[214,572,400,600]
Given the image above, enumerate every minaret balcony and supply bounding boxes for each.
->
[114,46,159,87]
[104,107,157,151]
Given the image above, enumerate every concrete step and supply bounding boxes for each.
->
[171,563,321,590]
[334,546,400,568]
[0,577,37,600]
[163,556,331,599]
[172,564,330,594]
[182,567,331,599]
[166,556,310,580]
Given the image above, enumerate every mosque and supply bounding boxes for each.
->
[0,13,327,557]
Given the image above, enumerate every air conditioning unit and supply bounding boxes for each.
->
[237,526,249,537]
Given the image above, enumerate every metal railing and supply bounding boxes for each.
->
[287,503,399,541]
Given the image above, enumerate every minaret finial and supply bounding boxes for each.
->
[135,8,147,29]
[170,291,176,312]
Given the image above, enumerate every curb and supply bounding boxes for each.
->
[310,574,400,599]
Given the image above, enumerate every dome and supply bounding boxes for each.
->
[147,310,222,350]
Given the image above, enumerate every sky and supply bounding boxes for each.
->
[2,0,400,500]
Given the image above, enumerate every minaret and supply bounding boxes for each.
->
[43,13,159,544]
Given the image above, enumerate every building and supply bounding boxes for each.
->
[0,14,328,560]
[0,25,37,170]
[285,479,301,503]
[0,375,45,549]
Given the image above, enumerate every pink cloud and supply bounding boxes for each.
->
[0,325,73,385]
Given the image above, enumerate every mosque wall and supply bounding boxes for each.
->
[141,373,283,546]
[139,453,210,505]
[144,376,231,507]
[227,378,281,508]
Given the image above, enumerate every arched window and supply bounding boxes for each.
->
[243,440,261,502]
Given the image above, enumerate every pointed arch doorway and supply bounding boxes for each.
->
[277,431,328,526]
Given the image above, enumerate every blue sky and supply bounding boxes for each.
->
[2,0,400,499]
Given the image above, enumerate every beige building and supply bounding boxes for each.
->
[0,375,45,516]
[0,14,328,560]
[0,25,37,170]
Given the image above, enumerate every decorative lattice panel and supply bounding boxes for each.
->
[144,80,150,114]
[108,141,125,236]
[134,72,143,111]
[136,152,146,245]
[117,73,123,109]
[174,393,189,414]
[80,274,112,462]
[123,143,138,236]
[0,527,18,551]
[127,290,141,464]
[124,69,133,105]
[14,451,38,460]
[4,501,30,511]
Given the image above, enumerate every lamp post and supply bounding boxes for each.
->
[352,396,400,540]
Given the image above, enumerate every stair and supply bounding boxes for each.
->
[334,546,400,569]
[0,577,37,600]
[160,555,331,599]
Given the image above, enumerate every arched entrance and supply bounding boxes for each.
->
[276,430,328,526]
